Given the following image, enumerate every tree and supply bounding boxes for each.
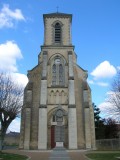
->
[0,73,23,150]
[93,103,105,139]
[104,118,119,139]
[107,71,120,120]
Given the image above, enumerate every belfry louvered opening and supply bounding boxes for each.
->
[55,23,61,43]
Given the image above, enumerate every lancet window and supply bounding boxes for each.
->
[54,23,61,43]
[52,57,64,86]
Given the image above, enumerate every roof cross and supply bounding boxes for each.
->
[56,6,59,13]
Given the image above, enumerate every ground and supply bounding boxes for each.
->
[3,149,87,160]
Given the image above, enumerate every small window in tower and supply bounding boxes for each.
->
[55,23,61,43]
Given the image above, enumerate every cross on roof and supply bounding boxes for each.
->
[56,6,59,13]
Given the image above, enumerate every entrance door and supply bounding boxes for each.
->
[51,125,55,148]
[55,125,65,142]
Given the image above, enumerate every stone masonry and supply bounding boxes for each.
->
[19,12,96,150]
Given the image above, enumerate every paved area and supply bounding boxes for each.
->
[49,147,72,160]
[3,148,87,160]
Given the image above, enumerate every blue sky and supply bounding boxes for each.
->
[0,0,120,131]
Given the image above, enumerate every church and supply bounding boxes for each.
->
[19,12,96,150]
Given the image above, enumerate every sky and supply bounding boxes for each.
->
[0,0,120,132]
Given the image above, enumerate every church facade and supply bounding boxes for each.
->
[19,12,96,150]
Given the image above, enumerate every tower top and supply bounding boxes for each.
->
[43,12,72,22]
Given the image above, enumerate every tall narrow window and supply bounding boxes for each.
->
[59,64,63,85]
[52,57,64,86]
[52,64,56,85]
[55,23,61,43]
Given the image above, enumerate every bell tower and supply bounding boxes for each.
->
[43,13,72,46]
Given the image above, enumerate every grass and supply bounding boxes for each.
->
[86,152,120,160]
[0,152,28,160]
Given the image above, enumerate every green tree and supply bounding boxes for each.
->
[104,118,119,139]
[93,103,105,139]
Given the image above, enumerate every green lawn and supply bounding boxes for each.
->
[0,152,27,160]
[86,152,120,160]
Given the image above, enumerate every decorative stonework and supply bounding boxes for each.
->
[48,89,68,104]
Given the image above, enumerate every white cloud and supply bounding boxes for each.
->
[97,82,109,87]
[91,61,117,79]
[117,66,120,70]
[11,73,28,87]
[88,79,94,84]
[0,4,25,28]
[0,41,28,133]
[88,79,109,87]
[0,41,23,72]
[9,118,20,132]
[98,91,120,120]
[0,41,28,87]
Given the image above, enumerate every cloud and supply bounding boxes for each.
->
[88,79,109,87]
[91,61,117,79]
[0,41,28,133]
[117,66,120,70]
[96,82,109,87]
[9,118,20,132]
[88,80,94,84]
[11,73,28,87]
[0,4,25,28]
[98,91,120,120]
[0,41,23,72]
[0,41,28,87]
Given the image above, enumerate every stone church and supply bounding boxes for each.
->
[19,12,96,150]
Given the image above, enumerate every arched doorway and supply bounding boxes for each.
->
[50,105,67,148]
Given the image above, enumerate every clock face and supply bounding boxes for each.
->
[56,110,63,117]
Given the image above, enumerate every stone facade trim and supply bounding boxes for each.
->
[39,105,47,108]
[68,104,76,108]
[42,51,48,79]
[68,52,74,79]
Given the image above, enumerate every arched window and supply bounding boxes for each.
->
[54,23,61,43]
[52,64,56,85]
[59,64,63,85]
[52,57,64,86]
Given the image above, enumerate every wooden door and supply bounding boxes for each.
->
[51,125,55,148]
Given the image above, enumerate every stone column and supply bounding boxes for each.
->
[68,52,77,149]
[68,106,77,149]
[42,51,47,79]
[23,89,32,149]
[24,108,31,149]
[38,106,47,149]
[38,51,48,149]
[83,90,92,149]
[68,51,74,79]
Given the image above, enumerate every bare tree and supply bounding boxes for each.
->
[0,73,23,150]
[107,71,120,120]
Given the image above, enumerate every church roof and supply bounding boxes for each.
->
[43,12,72,22]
